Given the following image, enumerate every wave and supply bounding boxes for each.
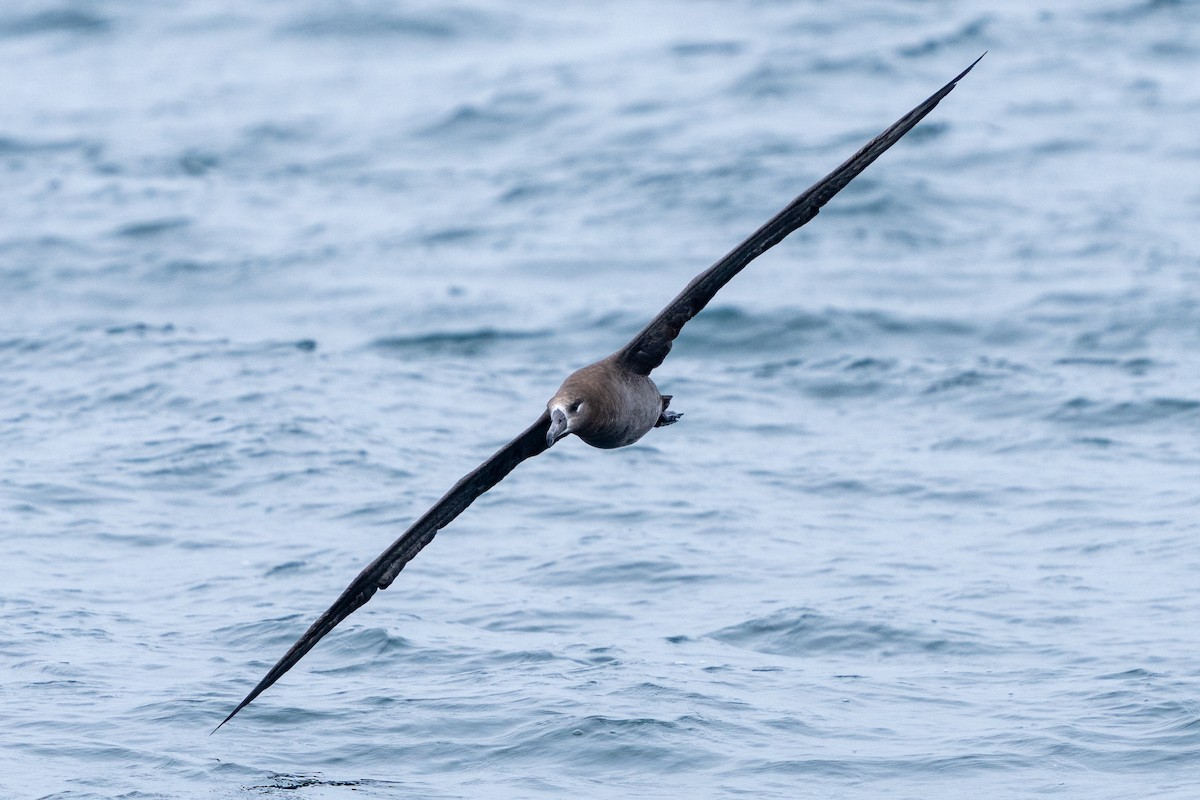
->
[370,328,548,357]
[710,607,993,658]
[280,3,512,41]
[0,9,110,38]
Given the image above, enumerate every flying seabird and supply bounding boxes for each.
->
[216,55,982,730]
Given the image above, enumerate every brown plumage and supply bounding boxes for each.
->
[546,355,675,449]
[215,55,982,731]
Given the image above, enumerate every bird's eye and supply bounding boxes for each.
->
[569,401,582,413]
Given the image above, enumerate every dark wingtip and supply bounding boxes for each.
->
[955,52,987,83]
[929,52,985,106]
[212,698,250,734]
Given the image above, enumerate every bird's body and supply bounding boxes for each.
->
[215,55,983,731]
[547,356,671,449]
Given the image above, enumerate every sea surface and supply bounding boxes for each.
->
[2,1,1199,798]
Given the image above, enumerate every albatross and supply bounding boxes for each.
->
[216,55,983,730]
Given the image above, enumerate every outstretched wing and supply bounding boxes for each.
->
[215,410,552,731]
[616,54,983,376]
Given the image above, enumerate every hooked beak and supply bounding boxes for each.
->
[546,407,569,447]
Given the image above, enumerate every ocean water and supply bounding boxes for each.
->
[2,0,1199,797]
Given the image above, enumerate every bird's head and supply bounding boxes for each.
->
[546,392,589,448]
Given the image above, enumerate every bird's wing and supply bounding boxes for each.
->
[215,410,552,731]
[615,54,983,376]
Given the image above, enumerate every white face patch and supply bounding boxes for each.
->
[546,402,573,446]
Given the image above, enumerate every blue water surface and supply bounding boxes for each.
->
[2,1,1199,798]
